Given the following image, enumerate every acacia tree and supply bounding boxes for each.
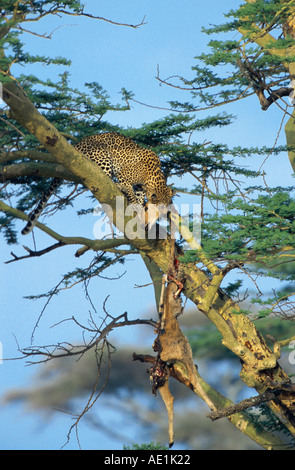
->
[1,0,295,450]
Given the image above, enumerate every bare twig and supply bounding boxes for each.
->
[6,241,65,264]
[58,9,147,29]
[19,312,156,365]
[208,384,294,421]
[61,338,113,450]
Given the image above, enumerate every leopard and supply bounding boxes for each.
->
[21,132,173,235]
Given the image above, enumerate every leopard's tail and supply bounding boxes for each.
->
[21,178,61,235]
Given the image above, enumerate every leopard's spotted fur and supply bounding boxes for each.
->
[75,132,172,206]
[22,132,172,235]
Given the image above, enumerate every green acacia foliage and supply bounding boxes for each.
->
[200,190,295,263]
[167,0,295,111]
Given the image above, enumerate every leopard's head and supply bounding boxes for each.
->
[148,183,173,207]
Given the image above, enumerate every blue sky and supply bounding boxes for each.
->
[1,0,294,450]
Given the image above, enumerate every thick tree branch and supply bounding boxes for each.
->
[259,86,292,110]
[0,161,80,183]
[0,149,58,164]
